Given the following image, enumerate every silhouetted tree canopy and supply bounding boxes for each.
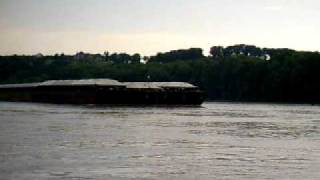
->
[210,44,268,60]
[1,45,320,103]
[148,48,204,63]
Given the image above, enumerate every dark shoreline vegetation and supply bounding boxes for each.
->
[1,44,320,103]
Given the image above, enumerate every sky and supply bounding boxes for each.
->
[0,0,319,55]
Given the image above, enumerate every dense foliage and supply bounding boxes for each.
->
[1,45,320,103]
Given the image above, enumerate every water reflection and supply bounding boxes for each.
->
[183,121,320,138]
[0,102,320,179]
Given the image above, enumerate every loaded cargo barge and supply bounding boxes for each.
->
[0,79,205,105]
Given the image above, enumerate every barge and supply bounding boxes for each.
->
[0,79,205,105]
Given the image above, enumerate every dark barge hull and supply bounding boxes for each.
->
[0,80,205,105]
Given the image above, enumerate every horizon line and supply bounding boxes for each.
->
[0,44,319,57]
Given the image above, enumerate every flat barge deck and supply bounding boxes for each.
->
[0,79,205,105]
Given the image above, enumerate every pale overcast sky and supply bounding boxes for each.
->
[0,0,319,55]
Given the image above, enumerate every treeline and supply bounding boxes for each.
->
[0,44,320,103]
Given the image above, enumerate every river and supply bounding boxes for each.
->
[0,102,319,179]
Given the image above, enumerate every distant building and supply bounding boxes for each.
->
[74,52,104,60]
[74,52,87,60]
[34,53,43,58]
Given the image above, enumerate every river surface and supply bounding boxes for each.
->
[0,102,320,180]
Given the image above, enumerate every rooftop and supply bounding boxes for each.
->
[0,79,198,89]
[123,82,196,89]
[40,79,124,87]
[0,83,39,89]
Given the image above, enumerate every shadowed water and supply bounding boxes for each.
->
[0,102,320,179]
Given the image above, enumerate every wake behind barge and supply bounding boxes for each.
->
[0,79,205,105]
